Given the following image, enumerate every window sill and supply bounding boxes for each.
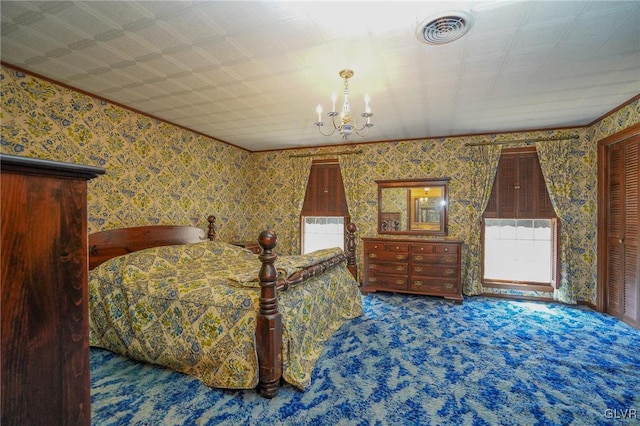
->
[483,280,554,293]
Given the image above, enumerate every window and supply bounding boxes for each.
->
[483,148,559,290]
[484,218,557,285]
[300,160,350,254]
[302,217,345,254]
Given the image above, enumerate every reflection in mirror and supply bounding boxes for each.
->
[377,178,449,236]
[410,186,444,231]
[380,188,406,231]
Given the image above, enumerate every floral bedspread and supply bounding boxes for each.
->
[88,240,363,390]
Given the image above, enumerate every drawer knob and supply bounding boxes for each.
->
[415,266,423,272]
[414,280,423,286]
[445,282,454,289]
[396,255,404,260]
[444,256,456,263]
[397,265,404,271]
[445,269,455,276]
[415,255,423,261]
[369,253,377,258]
[395,246,400,250]
[397,280,404,285]
[369,264,377,269]
[444,248,449,252]
[374,244,379,249]
[368,277,377,283]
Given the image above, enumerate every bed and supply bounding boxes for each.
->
[88,216,362,398]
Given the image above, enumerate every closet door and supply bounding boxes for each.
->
[606,142,625,318]
[622,138,638,327]
[599,127,639,329]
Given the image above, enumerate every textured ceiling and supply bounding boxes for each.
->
[1,1,639,151]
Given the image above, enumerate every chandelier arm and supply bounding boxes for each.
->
[353,126,370,137]
[316,123,337,137]
[331,114,342,131]
[354,120,373,133]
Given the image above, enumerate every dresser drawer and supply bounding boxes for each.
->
[365,241,409,252]
[410,264,458,278]
[367,251,409,262]
[368,262,408,275]
[409,278,458,294]
[364,274,408,290]
[411,253,458,265]
[410,243,459,254]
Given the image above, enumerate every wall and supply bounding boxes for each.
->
[246,101,638,304]
[0,66,251,241]
[247,130,592,299]
[1,64,638,303]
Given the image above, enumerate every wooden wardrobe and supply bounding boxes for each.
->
[1,154,104,425]
[598,123,640,329]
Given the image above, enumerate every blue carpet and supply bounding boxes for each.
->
[91,294,640,425]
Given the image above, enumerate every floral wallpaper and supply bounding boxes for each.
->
[1,64,638,304]
[0,66,252,241]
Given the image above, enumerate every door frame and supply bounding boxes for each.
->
[597,122,640,312]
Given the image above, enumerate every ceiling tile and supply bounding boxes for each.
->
[1,0,638,151]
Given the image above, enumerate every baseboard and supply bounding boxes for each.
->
[577,300,599,311]
[482,281,554,293]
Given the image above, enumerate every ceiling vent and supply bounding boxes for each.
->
[416,11,474,45]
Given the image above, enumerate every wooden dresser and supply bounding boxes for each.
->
[362,237,463,304]
[1,154,104,425]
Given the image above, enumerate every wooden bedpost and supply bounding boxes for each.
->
[207,215,216,240]
[345,222,358,281]
[256,229,282,398]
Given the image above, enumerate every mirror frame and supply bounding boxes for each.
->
[376,177,450,236]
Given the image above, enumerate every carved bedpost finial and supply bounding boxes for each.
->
[346,222,357,234]
[345,222,357,281]
[257,229,278,309]
[258,230,277,252]
[256,229,282,398]
[207,215,216,241]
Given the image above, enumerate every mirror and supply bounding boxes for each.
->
[377,178,449,236]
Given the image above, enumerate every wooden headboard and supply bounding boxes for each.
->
[88,215,217,270]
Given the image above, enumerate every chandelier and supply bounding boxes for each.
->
[314,69,373,140]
